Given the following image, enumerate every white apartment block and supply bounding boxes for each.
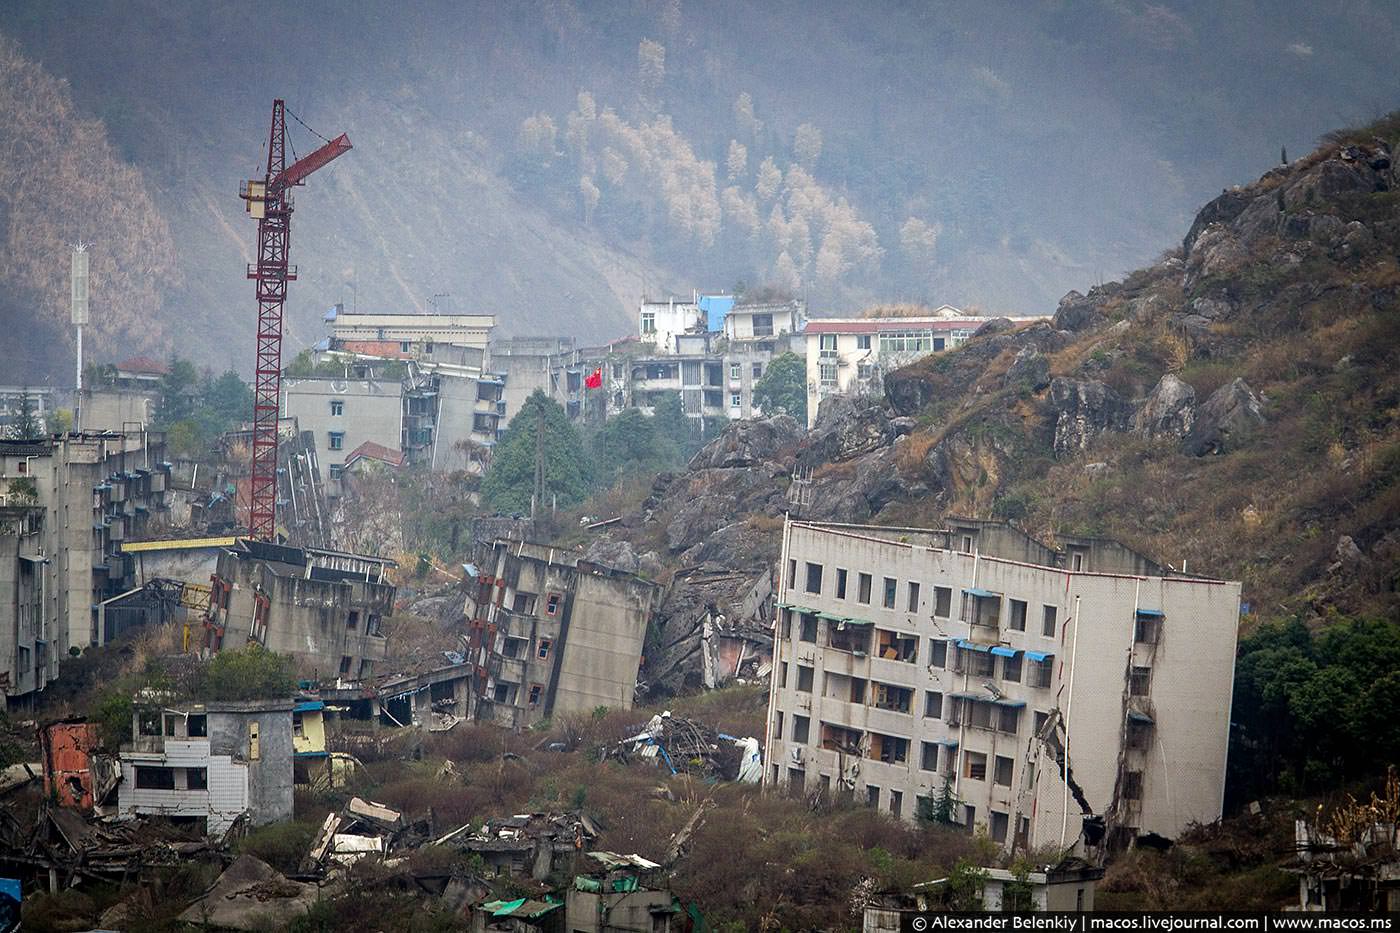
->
[764,520,1241,854]
[803,308,992,427]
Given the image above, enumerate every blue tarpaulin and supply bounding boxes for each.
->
[698,294,735,332]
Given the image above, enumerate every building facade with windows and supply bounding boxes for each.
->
[204,540,394,682]
[764,520,1240,854]
[117,696,294,835]
[462,539,661,731]
[801,309,998,426]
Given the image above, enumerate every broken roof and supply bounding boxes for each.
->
[176,855,318,930]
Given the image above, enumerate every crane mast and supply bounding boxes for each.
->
[241,99,350,540]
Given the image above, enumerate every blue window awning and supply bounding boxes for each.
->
[817,611,846,622]
[293,700,324,713]
[1128,710,1154,724]
[955,639,992,653]
[936,738,960,747]
[964,587,997,598]
[947,692,981,701]
[993,698,1027,708]
[1134,608,1165,617]
[990,646,1018,658]
[1024,650,1053,662]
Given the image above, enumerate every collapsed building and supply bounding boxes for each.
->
[203,539,394,681]
[765,518,1242,854]
[464,540,661,729]
[117,694,295,836]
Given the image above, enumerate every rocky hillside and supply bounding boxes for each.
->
[587,114,1400,695]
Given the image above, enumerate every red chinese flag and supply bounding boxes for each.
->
[584,367,603,389]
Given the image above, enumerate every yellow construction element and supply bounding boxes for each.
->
[293,706,328,757]
[121,536,238,553]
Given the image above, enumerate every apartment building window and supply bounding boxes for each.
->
[876,629,918,662]
[934,586,952,618]
[994,755,1014,787]
[359,659,374,680]
[962,590,1002,628]
[787,559,797,588]
[990,811,1010,845]
[857,362,873,380]
[856,335,871,350]
[889,789,903,818]
[796,665,814,692]
[846,676,867,704]
[1042,605,1058,637]
[1127,715,1152,750]
[819,362,837,386]
[835,568,848,599]
[330,400,344,416]
[729,362,741,381]
[788,767,806,790]
[780,662,788,688]
[1029,656,1055,688]
[346,610,359,631]
[730,392,741,408]
[775,711,784,742]
[545,593,561,616]
[528,684,543,706]
[752,313,774,336]
[857,572,872,604]
[819,333,837,355]
[804,562,824,594]
[999,705,1021,734]
[328,431,344,451]
[907,581,921,612]
[1071,551,1085,571]
[339,656,352,675]
[752,362,763,378]
[964,751,987,781]
[1134,609,1163,644]
[1033,710,1049,735]
[612,363,624,379]
[792,714,810,744]
[866,785,881,807]
[187,767,208,790]
[1002,652,1023,683]
[921,742,940,772]
[329,463,344,480]
[964,805,977,832]
[929,638,947,668]
[871,733,909,764]
[135,767,176,790]
[872,683,913,713]
[1124,770,1144,800]
[1129,666,1152,696]
[828,622,871,654]
[882,577,898,609]
[799,613,818,642]
[513,592,537,615]
[1008,599,1027,631]
[502,636,526,659]
[641,312,656,334]
[961,534,974,553]
[968,650,995,679]
[537,638,552,660]
[925,690,943,718]
[188,715,207,737]
[400,341,411,353]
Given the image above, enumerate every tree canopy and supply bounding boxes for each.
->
[753,352,807,423]
[591,407,680,486]
[482,390,592,515]
[650,390,699,460]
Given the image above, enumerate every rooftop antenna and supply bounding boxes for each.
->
[71,243,90,432]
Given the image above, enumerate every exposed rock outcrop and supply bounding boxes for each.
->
[1004,345,1051,393]
[800,395,901,468]
[1134,374,1196,440]
[1184,378,1265,456]
[1049,377,1131,457]
[686,415,800,470]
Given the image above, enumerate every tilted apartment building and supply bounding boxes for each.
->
[764,519,1241,853]
[203,540,394,682]
[463,540,661,729]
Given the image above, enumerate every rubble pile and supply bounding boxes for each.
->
[602,712,762,782]
[301,796,433,874]
[4,805,218,883]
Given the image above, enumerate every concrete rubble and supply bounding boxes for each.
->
[602,711,762,783]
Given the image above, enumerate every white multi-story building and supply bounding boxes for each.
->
[802,307,996,426]
[765,519,1241,854]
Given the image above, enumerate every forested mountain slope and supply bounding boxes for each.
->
[3,0,1397,379]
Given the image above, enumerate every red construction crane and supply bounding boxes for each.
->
[240,100,351,540]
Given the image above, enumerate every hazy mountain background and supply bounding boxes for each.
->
[3,0,1397,382]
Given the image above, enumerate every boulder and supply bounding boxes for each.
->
[1134,374,1196,440]
[1184,378,1265,456]
[1048,378,1131,457]
[973,316,1015,337]
[1281,155,1385,212]
[1183,187,1255,255]
[686,415,800,470]
[581,536,643,575]
[1004,345,1051,393]
[1052,290,1105,333]
[800,395,898,468]
[1183,223,1248,288]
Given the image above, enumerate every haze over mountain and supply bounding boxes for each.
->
[3,0,1397,381]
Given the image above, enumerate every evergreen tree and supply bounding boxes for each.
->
[482,390,592,515]
[753,352,807,423]
[155,355,200,427]
[590,408,678,486]
[651,391,696,459]
[10,390,42,439]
